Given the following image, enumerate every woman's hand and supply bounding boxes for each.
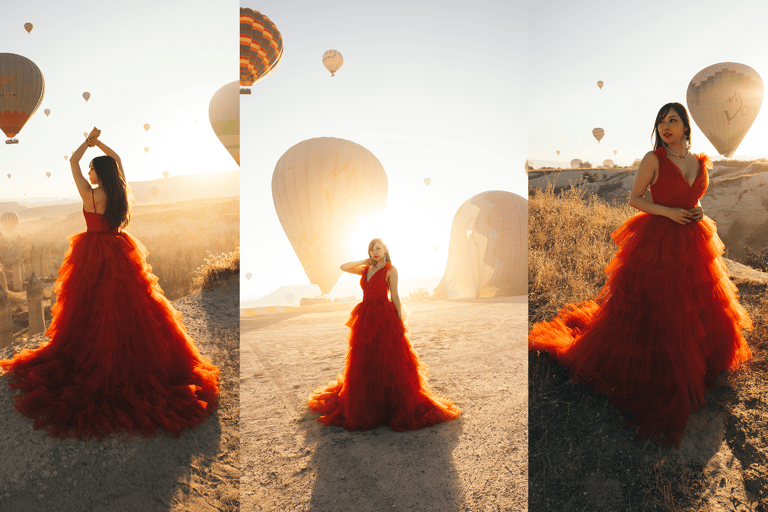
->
[88,127,101,140]
[667,207,694,225]
[365,257,376,266]
[689,206,704,222]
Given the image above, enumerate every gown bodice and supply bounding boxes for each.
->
[83,209,118,234]
[650,146,710,210]
[360,262,391,301]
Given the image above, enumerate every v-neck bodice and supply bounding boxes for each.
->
[360,262,390,301]
[650,146,709,210]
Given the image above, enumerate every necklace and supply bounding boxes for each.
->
[665,145,688,159]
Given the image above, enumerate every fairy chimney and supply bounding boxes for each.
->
[42,246,55,277]
[27,273,46,335]
[0,261,7,292]
[10,251,23,292]
[0,286,12,349]
[30,246,42,278]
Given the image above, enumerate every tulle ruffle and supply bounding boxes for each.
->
[0,230,219,439]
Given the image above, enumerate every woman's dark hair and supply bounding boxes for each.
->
[91,155,131,231]
[368,238,391,264]
[652,102,692,150]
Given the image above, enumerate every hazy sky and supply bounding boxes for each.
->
[1,0,238,202]
[529,0,768,168]
[241,0,529,301]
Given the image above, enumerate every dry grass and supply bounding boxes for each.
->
[193,246,240,291]
[528,183,768,511]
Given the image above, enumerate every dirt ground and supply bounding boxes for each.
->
[0,276,240,512]
[240,297,528,512]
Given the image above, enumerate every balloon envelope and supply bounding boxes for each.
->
[46,172,50,177]
[592,127,605,142]
[163,171,169,178]
[602,159,614,167]
[144,147,149,153]
[433,190,527,299]
[323,50,343,76]
[424,177,431,186]
[143,123,150,131]
[570,158,582,168]
[0,53,45,139]
[208,81,240,166]
[597,80,604,89]
[614,149,617,155]
[245,272,252,281]
[44,108,50,116]
[82,92,90,102]
[240,8,283,87]
[556,150,560,155]
[150,186,159,198]
[24,23,33,34]
[272,137,388,294]
[687,62,764,158]
[1,212,20,233]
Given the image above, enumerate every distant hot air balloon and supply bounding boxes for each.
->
[24,23,33,34]
[82,92,90,102]
[83,132,88,138]
[64,155,68,160]
[424,178,431,186]
[0,53,45,142]
[1,212,20,233]
[433,246,439,252]
[144,147,149,153]
[193,119,199,125]
[44,108,50,116]
[597,81,604,89]
[272,137,388,294]
[6,174,10,179]
[592,127,605,143]
[570,158,582,169]
[209,81,239,166]
[285,293,295,303]
[245,272,252,281]
[46,172,51,177]
[687,62,764,158]
[323,50,343,77]
[163,171,169,178]
[433,191,528,299]
[151,186,159,198]
[613,150,617,155]
[240,8,284,87]
[603,159,614,167]
[556,150,560,155]
[143,123,150,132]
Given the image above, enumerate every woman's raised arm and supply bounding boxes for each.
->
[70,139,94,199]
[341,258,374,275]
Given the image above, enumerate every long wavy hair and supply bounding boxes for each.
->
[91,155,131,231]
[652,102,692,151]
[368,238,391,264]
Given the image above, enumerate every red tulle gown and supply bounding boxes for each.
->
[0,194,219,439]
[529,147,752,448]
[308,262,460,431]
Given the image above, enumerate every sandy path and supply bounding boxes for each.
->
[0,278,240,512]
[240,298,527,511]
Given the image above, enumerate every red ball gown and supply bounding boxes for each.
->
[0,201,219,439]
[529,147,752,448]
[308,262,460,431]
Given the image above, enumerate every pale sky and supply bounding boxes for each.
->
[529,0,768,169]
[241,0,529,301]
[1,0,239,202]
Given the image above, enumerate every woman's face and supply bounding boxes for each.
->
[88,163,99,185]
[369,242,386,263]
[657,109,687,146]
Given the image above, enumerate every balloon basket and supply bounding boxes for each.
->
[5,139,19,144]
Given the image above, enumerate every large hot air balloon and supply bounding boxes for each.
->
[151,186,159,198]
[208,81,240,166]
[1,212,20,233]
[603,159,614,167]
[687,62,764,158]
[272,137,388,294]
[433,191,527,299]
[82,92,90,102]
[570,158,582,169]
[592,127,605,143]
[323,50,343,77]
[0,53,45,142]
[240,8,283,88]
[597,81,604,89]
[24,23,33,34]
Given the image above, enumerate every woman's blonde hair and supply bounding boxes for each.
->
[368,238,391,263]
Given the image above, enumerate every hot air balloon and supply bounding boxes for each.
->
[687,62,764,158]
[209,81,239,166]
[570,158,582,169]
[0,53,45,142]
[44,108,50,116]
[64,155,68,160]
[151,186,159,198]
[144,147,149,153]
[424,178,431,186]
[83,132,88,138]
[163,171,169,178]
[272,137,388,294]
[556,150,560,155]
[143,123,150,132]
[597,81,604,89]
[433,191,527,299]
[82,92,90,102]
[1,212,20,233]
[323,50,343,77]
[245,272,252,281]
[433,246,439,252]
[193,119,199,125]
[240,8,283,88]
[603,159,614,167]
[46,172,51,177]
[285,293,295,303]
[613,149,617,155]
[24,23,33,34]
[6,174,10,179]
[592,127,605,143]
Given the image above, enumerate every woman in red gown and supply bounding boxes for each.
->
[308,238,460,431]
[0,128,219,439]
[529,103,753,448]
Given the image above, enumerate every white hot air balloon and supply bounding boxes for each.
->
[208,81,240,166]
[322,50,343,77]
[687,62,764,158]
[433,191,527,299]
[602,159,614,167]
[1,212,20,233]
[570,158,582,169]
[272,137,388,294]
[163,171,169,178]
[245,272,252,281]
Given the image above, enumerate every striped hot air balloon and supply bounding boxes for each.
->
[323,50,343,76]
[240,8,283,88]
[24,23,33,34]
[0,53,45,141]
[592,127,605,142]
[1,212,20,233]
